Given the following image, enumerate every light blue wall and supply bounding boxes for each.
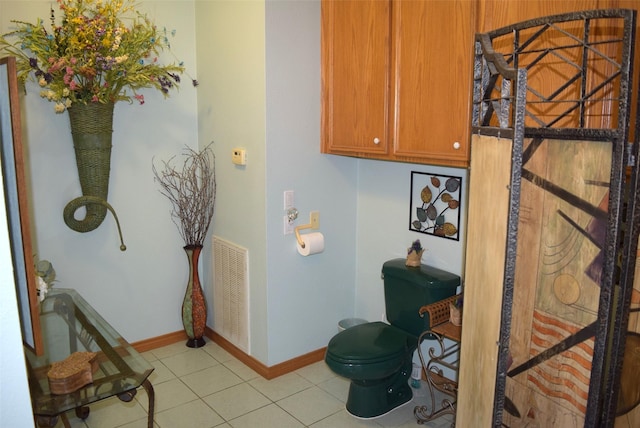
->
[355,160,467,380]
[195,0,359,366]
[2,0,467,376]
[0,0,199,345]
[264,1,358,365]
[355,160,467,322]
[194,0,270,363]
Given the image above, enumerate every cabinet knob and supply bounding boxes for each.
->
[373,137,381,145]
[453,141,461,150]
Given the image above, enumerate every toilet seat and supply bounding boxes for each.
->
[326,322,416,365]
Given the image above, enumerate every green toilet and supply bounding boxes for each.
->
[324,258,460,418]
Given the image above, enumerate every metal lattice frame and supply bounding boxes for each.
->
[471,9,639,427]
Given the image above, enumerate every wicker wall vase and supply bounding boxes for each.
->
[63,102,126,250]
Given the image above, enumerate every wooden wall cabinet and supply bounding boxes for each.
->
[321,0,475,168]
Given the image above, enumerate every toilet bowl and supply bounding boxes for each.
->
[324,259,460,418]
[325,322,417,418]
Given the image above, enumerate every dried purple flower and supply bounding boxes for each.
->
[408,239,423,255]
[454,295,463,308]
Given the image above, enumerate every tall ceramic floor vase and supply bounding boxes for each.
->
[63,102,126,250]
[182,244,207,348]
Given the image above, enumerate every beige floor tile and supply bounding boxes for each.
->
[160,348,219,377]
[201,341,235,363]
[49,411,89,428]
[50,342,453,428]
[374,398,420,428]
[202,382,270,420]
[84,395,149,428]
[249,372,312,401]
[140,350,158,363]
[309,409,382,428]
[116,417,160,428]
[149,342,191,360]
[295,361,336,385]
[142,378,199,413]
[317,375,350,402]
[223,357,260,381]
[154,399,224,428]
[277,386,344,426]
[147,359,176,385]
[228,403,304,428]
[181,364,243,397]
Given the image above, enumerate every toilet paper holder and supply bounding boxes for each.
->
[295,224,312,248]
[294,211,320,248]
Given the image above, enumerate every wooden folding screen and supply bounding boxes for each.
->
[457,10,640,427]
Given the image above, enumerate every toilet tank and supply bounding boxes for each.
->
[382,258,460,337]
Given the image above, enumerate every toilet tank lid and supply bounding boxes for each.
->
[382,258,460,288]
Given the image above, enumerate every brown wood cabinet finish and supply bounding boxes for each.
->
[321,1,390,156]
[321,0,475,167]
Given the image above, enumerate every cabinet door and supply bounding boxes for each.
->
[610,0,640,146]
[321,0,390,156]
[391,0,474,167]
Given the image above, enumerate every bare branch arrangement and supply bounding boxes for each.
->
[153,144,216,246]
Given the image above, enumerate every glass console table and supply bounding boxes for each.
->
[24,288,155,428]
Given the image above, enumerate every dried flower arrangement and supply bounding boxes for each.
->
[152,144,216,246]
[0,0,197,113]
[35,258,56,302]
[406,239,425,267]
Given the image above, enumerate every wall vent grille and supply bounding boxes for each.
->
[212,236,249,353]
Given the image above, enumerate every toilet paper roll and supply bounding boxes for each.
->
[296,232,325,256]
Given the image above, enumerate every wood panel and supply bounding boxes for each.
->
[392,0,474,164]
[604,13,640,353]
[477,0,601,32]
[614,247,640,426]
[320,0,474,167]
[478,0,627,131]
[501,138,611,426]
[610,0,640,144]
[460,3,639,426]
[505,138,547,393]
[457,134,513,427]
[321,0,390,155]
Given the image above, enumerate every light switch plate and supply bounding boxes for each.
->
[310,211,320,229]
[284,190,294,210]
[283,215,294,235]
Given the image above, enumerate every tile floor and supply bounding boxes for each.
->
[48,340,454,428]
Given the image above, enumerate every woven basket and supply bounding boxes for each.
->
[48,351,98,395]
[64,102,114,233]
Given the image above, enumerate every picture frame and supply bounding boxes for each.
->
[0,56,43,355]
[409,171,462,241]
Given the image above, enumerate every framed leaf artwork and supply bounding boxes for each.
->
[409,171,462,241]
